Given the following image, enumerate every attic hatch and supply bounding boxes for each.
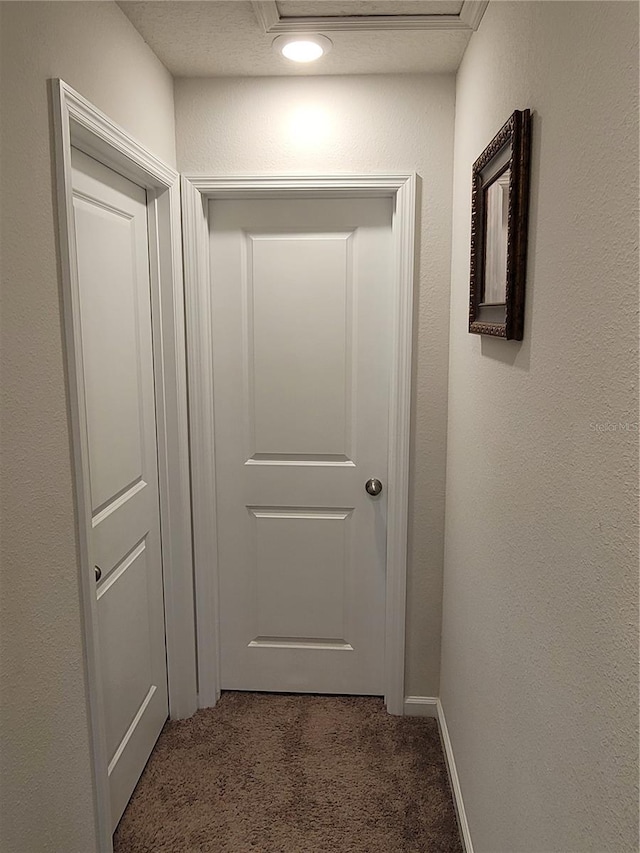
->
[253,0,487,32]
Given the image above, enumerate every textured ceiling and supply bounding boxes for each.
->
[117,1,473,77]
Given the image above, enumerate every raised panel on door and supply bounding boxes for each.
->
[71,148,168,830]
[210,196,393,695]
[248,233,354,461]
[73,192,145,514]
[97,540,156,760]
[248,507,353,647]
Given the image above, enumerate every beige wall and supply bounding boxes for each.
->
[441,3,639,851]
[175,74,455,697]
[0,3,176,851]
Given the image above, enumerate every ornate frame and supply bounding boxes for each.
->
[469,109,532,340]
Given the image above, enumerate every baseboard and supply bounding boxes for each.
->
[403,695,439,717]
[404,696,474,853]
[435,700,474,853]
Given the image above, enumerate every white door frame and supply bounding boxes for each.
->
[182,174,416,716]
[51,80,197,852]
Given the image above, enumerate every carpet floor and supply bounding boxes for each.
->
[113,692,463,853]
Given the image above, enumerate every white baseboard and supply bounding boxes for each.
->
[403,695,439,717]
[404,696,474,853]
[435,700,474,853]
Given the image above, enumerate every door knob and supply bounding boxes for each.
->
[365,478,383,496]
[94,565,102,582]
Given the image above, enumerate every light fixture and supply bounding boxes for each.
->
[273,34,333,63]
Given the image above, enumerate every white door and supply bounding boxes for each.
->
[71,148,168,830]
[210,196,393,695]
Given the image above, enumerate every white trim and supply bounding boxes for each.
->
[384,173,415,715]
[180,175,221,709]
[403,696,474,851]
[51,79,197,853]
[252,0,487,32]
[437,699,475,853]
[59,85,177,188]
[403,695,439,718]
[146,182,198,720]
[252,0,281,32]
[459,1,489,31]
[181,174,417,716]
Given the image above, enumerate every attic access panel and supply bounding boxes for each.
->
[277,2,464,17]
[254,0,488,31]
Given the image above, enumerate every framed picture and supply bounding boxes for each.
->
[469,109,532,340]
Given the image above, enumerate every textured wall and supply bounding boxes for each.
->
[441,2,639,851]
[175,75,455,697]
[0,4,176,851]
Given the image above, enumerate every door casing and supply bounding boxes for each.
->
[51,80,197,853]
[182,174,417,716]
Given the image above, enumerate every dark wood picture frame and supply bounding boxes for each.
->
[469,109,532,340]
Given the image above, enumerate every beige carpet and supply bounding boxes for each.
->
[113,692,463,853]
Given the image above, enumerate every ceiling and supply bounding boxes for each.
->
[117,1,488,77]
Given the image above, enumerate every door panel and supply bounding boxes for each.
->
[97,540,155,760]
[73,193,145,513]
[71,148,168,831]
[249,507,352,643]
[249,233,353,458]
[210,197,393,695]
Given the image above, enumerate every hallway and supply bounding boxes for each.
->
[113,693,462,853]
[1,3,638,852]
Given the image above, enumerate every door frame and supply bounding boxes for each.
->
[182,174,417,715]
[51,80,197,852]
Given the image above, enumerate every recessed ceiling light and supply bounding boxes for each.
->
[273,34,333,63]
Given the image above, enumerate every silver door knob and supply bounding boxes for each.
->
[94,565,102,582]
[365,478,383,496]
